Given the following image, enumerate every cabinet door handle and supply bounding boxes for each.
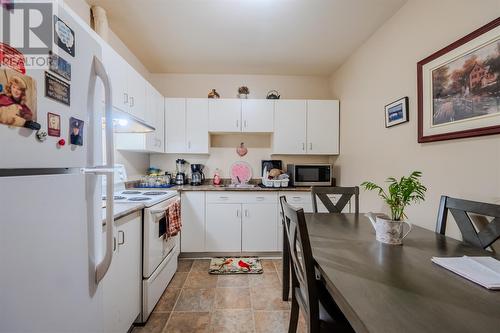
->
[188,141,191,149]
[118,230,125,245]
[113,236,117,251]
[130,96,135,107]
[244,209,248,217]
[309,143,312,150]
[236,120,239,129]
[302,143,305,151]
[292,196,301,200]
[244,120,247,128]
[256,196,265,201]
[124,92,129,104]
[236,209,240,217]
[219,196,229,200]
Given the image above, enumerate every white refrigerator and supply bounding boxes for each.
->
[0,4,115,333]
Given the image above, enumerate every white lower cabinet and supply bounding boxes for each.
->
[181,192,279,252]
[180,192,206,252]
[103,211,142,333]
[242,203,277,251]
[206,203,241,252]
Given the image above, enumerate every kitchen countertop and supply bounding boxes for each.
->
[173,184,313,191]
[101,184,315,223]
[102,202,144,224]
[125,179,329,192]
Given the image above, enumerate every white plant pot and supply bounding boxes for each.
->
[366,213,412,245]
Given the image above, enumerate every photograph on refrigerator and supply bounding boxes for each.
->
[69,116,83,146]
[0,68,37,128]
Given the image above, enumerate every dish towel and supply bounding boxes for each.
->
[167,199,182,237]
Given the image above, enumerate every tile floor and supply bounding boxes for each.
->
[132,258,305,333]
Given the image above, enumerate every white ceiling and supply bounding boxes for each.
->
[88,0,407,75]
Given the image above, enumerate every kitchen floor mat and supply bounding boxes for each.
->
[209,257,263,274]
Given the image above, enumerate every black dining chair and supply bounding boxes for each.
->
[436,195,500,249]
[279,196,291,301]
[311,186,359,214]
[280,196,353,333]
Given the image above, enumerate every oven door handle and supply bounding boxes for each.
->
[150,209,167,215]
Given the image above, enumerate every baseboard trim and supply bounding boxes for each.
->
[179,251,282,259]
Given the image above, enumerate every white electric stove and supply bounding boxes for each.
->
[108,189,178,207]
[102,164,177,207]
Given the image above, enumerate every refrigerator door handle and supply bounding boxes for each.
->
[81,167,115,174]
[89,56,115,284]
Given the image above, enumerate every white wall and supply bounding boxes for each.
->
[150,73,332,99]
[329,0,500,239]
[150,73,335,178]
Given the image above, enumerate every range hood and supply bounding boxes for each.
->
[111,109,155,133]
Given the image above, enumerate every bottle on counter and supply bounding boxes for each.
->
[213,168,222,186]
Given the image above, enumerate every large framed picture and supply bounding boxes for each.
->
[385,97,409,127]
[417,18,500,143]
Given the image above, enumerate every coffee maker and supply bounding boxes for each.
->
[175,159,187,185]
[190,164,205,186]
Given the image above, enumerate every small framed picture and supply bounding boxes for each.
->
[69,117,84,146]
[385,97,409,128]
[47,112,60,137]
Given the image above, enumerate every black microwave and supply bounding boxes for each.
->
[287,164,333,186]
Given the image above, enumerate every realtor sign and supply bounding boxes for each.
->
[1,1,55,69]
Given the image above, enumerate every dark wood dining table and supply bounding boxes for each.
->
[281,213,500,333]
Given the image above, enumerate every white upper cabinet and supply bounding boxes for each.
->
[208,99,242,132]
[145,83,164,153]
[273,99,339,155]
[127,68,146,121]
[306,100,339,154]
[102,44,129,113]
[208,99,274,133]
[186,98,209,153]
[102,43,146,122]
[165,98,209,154]
[115,83,164,153]
[165,98,186,153]
[273,100,307,154]
[241,99,274,132]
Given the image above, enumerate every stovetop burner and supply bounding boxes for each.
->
[102,195,127,200]
[122,191,141,195]
[142,191,166,196]
[128,197,151,201]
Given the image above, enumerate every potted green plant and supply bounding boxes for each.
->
[361,171,427,245]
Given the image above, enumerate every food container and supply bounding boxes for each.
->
[262,177,286,188]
